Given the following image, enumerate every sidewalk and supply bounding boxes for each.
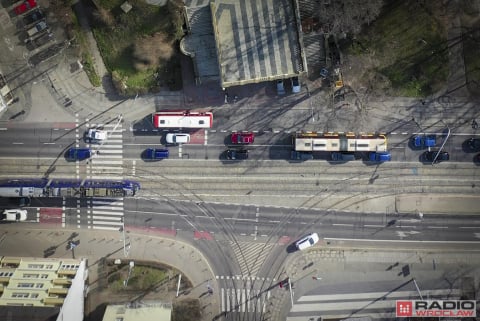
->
[0,226,219,321]
[266,245,480,320]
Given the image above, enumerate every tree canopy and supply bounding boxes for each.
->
[317,0,384,34]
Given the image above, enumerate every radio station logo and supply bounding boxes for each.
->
[396,300,476,317]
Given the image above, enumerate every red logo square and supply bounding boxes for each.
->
[396,300,413,317]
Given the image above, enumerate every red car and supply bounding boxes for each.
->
[231,132,254,144]
[14,0,37,15]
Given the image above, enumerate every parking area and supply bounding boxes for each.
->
[0,0,68,118]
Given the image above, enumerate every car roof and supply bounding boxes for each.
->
[4,209,26,214]
[70,148,90,151]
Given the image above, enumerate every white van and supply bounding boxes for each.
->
[166,133,190,144]
[2,209,27,221]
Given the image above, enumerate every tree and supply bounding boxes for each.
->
[317,0,384,34]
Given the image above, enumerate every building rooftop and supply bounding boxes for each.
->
[0,256,85,321]
[102,301,172,321]
[210,0,305,88]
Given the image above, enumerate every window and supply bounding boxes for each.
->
[28,264,44,269]
[199,120,205,124]
[35,283,44,288]
[18,283,34,288]
[41,274,48,279]
[12,293,29,298]
[45,265,53,269]
[31,293,39,298]
[23,273,39,278]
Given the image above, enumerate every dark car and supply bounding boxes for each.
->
[412,135,436,148]
[25,31,53,51]
[368,152,391,162]
[145,148,169,160]
[291,151,313,161]
[331,152,356,162]
[226,149,248,160]
[474,154,480,164]
[466,138,480,152]
[423,150,449,163]
[8,197,31,207]
[66,148,92,161]
[22,9,44,26]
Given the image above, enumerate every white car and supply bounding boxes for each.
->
[295,232,319,250]
[2,209,27,221]
[166,133,190,144]
[85,129,107,143]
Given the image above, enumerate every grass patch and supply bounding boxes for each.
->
[92,0,184,95]
[345,0,449,97]
[172,299,201,321]
[69,9,102,87]
[82,52,102,87]
[109,264,168,292]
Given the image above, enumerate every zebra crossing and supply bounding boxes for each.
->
[89,198,124,230]
[220,286,271,313]
[86,121,125,230]
[87,122,124,180]
[286,288,462,320]
[231,241,275,277]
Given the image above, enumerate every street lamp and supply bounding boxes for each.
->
[432,125,451,164]
[119,218,129,257]
[412,278,424,300]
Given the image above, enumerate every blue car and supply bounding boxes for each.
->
[369,152,391,162]
[66,148,91,161]
[145,148,169,160]
[413,135,436,148]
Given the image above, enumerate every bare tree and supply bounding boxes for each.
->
[132,32,174,71]
[317,0,384,34]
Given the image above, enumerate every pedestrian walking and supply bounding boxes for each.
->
[207,283,213,295]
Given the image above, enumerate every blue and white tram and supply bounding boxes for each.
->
[0,178,140,198]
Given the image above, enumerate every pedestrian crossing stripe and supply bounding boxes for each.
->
[221,288,271,313]
[88,196,125,230]
[216,275,274,281]
[288,288,461,318]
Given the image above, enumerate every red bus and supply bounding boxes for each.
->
[152,110,213,128]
